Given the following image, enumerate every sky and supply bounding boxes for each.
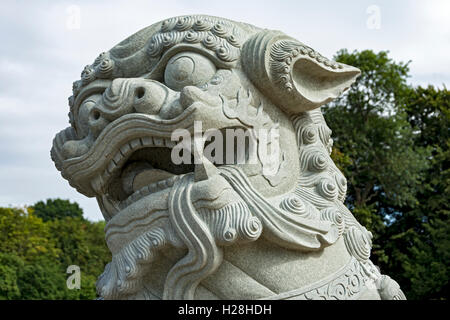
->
[0,0,449,221]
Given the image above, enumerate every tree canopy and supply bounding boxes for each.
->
[32,199,84,222]
[324,49,449,300]
[0,203,110,300]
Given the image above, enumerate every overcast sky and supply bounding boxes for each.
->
[0,0,449,221]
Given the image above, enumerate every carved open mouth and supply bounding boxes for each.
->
[105,140,194,211]
[101,125,254,214]
[54,96,255,221]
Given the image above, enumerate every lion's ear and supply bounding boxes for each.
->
[242,30,360,114]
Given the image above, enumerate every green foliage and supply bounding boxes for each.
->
[381,85,450,299]
[324,49,429,247]
[16,257,68,300]
[47,217,111,279]
[0,207,60,261]
[0,253,23,300]
[0,203,110,300]
[32,199,83,222]
[325,49,449,300]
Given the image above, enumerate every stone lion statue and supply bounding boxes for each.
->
[51,15,405,300]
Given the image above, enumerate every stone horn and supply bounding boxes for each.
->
[241,30,361,114]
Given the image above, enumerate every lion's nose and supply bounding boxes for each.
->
[132,80,171,115]
[91,78,183,125]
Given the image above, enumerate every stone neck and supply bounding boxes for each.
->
[139,236,351,299]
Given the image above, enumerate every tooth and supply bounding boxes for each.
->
[130,138,141,150]
[154,137,164,147]
[132,168,173,192]
[120,143,131,155]
[134,189,143,200]
[107,160,116,174]
[140,186,150,196]
[149,182,158,193]
[141,136,153,146]
[194,156,219,182]
[157,180,167,189]
[113,152,122,164]
[166,177,175,187]
[91,175,105,194]
[129,193,139,203]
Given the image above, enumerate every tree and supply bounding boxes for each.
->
[32,198,84,222]
[324,49,449,300]
[0,203,110,300]
[323,50,429,262]
[47,217,111,277]
[0,207,60,261]
[16,257,68,300]
[381,85,450,299]
[0,253,23,300]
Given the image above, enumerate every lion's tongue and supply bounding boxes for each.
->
[132,169,175,192]
[128,156,219,193]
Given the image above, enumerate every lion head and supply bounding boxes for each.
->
[51,15,404,300]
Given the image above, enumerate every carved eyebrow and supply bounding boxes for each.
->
[83,98,98,104]
[171,54,196,65]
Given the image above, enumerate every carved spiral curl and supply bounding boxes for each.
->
[174,16,194,31]
[240,216,263,240]
[227,34,241,47]
[348,274,361,294]
[81,65,96,85]
[193,19,212,31]
[72,80,82,97]
[161,32,184,47]
[308,151,329,172]
[222,228,237,242]
[280,195,307,215]
[96,58,114,78]
[161,17,178,32]
[93,52,107,67]
[211,23,229,38]
[216,42,238,62]
[68,95,74,108]
[302,126,318,145]
[280,195,320,220]
[97,225,170,300]
[147,34,165,57]
[330,283,346,299]
[316,178,338,201]
[320,207,345,237]
[335,173,348,202]
[202,33,221,51]
[197,201,262,246]
[184,31,203,43]
[344,226,371,261]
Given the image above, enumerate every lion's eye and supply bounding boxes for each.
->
[164,52,216,91]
